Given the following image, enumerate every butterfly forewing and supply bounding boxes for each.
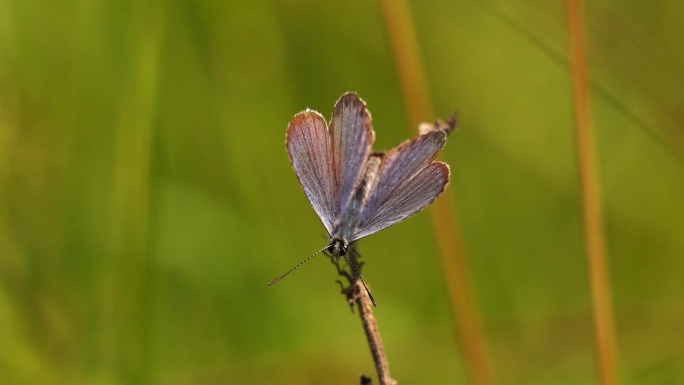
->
[329,93,375,216]
[352,161,449,241]
[286,111,336,235]
[358,130,447,230]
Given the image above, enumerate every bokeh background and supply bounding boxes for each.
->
[1,0,683,384]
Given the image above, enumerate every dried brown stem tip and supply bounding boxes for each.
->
[336,247,397,385]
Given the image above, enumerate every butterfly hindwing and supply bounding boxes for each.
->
[352,130,449,240]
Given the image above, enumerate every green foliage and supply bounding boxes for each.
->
[0,0,682,384]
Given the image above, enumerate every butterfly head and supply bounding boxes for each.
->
[327,238,348,262]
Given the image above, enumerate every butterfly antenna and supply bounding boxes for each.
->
[267,245,328,286]
[348,248,377,307]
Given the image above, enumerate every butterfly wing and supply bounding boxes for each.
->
[329,93,375,216]
[352,130,449,241]
[286,110,337,235]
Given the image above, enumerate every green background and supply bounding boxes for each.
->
[1,1,683,384]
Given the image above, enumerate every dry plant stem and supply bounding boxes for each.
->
[566,1,618,385]
[378,1,494,384]
[354,280,396,385]
[337,251,396,385]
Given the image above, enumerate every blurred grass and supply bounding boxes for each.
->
[1,1,684,384]
[566,0,617,384]
[379,1,494,384]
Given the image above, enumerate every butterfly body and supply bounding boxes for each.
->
[329,153,383,257]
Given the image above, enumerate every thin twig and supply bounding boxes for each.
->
[336,247,397,385]
[565,1,618,385]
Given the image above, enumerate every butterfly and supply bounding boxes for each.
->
[269,92,453,304]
